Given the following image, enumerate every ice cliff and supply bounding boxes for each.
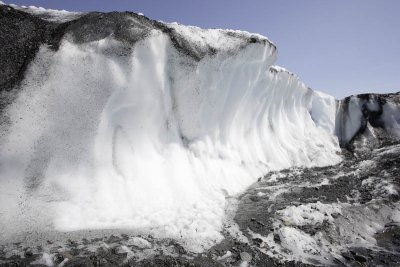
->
[0,4,398,252]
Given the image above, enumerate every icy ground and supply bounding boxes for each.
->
[1,143,399,266]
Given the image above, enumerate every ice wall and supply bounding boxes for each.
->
[335,93,400,150]
[0,7,342,251]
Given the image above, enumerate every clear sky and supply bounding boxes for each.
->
[5,0,400,99]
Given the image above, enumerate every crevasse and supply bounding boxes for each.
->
[0,25,341,251]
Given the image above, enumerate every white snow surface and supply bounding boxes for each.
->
[0,22,341,251]
[277,202,342,226]
[4,1,83,22]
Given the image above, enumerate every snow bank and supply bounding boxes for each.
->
[0,17,341,251]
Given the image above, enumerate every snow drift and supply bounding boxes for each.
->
[0,4,352,251]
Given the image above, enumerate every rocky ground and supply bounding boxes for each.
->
[1,142,399,266]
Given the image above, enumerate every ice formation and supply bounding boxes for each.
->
[336,94,400,149]
[1,4,397,254]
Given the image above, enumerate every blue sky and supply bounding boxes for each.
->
[6,0,400,99]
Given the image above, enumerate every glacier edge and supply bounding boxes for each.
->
[0,4,353,253]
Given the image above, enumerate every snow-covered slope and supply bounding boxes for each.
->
[1,4,396,254]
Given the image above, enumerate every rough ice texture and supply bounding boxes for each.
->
[335,93,400,148]
[0,5,343,252]
[0,4,398,254]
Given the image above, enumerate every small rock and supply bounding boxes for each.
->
[249,195,260,202]
[253,238,267,248]
[354,254,367,263]
[240,252,252,262]
[24,250,33,258]
[175,244,186,254]
[273,234,281,243]
[54,254,64,264]
[114,246,128,255]
[342,252,353,261]
[253,238,263,246]
[256,220,265,227]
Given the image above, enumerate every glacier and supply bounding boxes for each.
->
[0,3,399,262]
